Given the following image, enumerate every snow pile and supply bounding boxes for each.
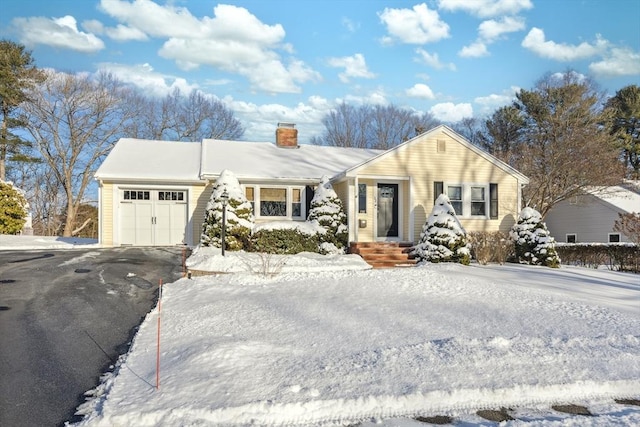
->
[0,234,100,250]
[186,245,371,273]
[71,261,640,426]
[254,220,325,236]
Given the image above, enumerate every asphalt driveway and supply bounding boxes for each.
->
[0,247,186,427]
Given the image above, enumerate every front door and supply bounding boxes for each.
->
[377,183,398,238]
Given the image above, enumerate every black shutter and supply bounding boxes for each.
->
[434,181,443,203]
[305,186,314,219]
[490,183,498,219]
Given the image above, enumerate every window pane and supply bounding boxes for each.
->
[245,187,254,201]
[567,234,576,243]
[447,186,462,201]
[292,189,302,217]
[158,192,165,200]
[609,234,620,243]
[177,192,184,201]
[447,186,462,215]
[260,188,286,216]
[471,186,485,216]
[471,202,485,216]
[124,191,130,200]
[358,183,367,213]
[471,187,485,201]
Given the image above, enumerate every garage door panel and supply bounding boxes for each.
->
[119,190,187,246]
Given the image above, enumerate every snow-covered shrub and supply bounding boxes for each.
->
[201,170,254,250]
[307,175,348,253]
[413,194,470,265]
[0,180,29,234]
[510,207,560,268]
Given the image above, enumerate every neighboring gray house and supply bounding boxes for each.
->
[545,184,640,243]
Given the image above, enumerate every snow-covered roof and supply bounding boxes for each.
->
[95,138,202,182]
[200,139,382,181]
[590,185,640,213]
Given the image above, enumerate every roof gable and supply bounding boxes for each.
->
[338,125,529,184]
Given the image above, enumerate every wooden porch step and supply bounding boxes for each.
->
[349,242,417,269]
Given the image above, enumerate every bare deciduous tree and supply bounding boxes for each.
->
[311,102,439,149]
[130,88,244,141]
[22,70,140,236]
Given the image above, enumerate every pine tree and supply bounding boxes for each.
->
[510,207,560,268]
[201,170,254,250]
[413,194,470,265]
[307,175,348,253]
[0,180,28,234]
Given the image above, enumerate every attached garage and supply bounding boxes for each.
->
[95,139,203,247]
[119,189,188,246]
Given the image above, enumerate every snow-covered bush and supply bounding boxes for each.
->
[307,176,348,253]
[510,207,560,268]
[413,194,470,265]
[201,170,254,250]
[0,180,29,234]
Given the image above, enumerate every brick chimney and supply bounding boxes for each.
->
[275,122,298,148]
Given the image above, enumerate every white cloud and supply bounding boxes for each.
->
[522,28,608,61]
[406,83,435,99]
[474,86,520,115]
[459,16,525,58]
[342,17,359,33]
[459,42,489,58]
[98,0,319,93]
[11,15,105,53]
[224,96,331,142]
[415,48,457,70]
[589,47,640,77]
[83,19,148,41]
[96,62,198,97]
[328,54,376,83]
[379,3,450,45]
[438,0,533,18]
[429,102,473,122]
[478,16,525,42]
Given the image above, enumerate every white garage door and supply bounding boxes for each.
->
[120,190,187,246]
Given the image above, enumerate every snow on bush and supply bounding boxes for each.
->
[510,207,560,268]
[413,194,470,265]
[201,170,254,250]
[307,175,348,253]
[0,180,29,234]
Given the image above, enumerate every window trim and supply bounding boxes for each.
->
[608,233,621,243]
[243,184,306,220]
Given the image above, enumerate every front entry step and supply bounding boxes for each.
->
[349,242,417,268]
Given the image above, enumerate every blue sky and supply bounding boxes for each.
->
[1,0,639,143]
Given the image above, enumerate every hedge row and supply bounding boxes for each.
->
[555,243,639,273]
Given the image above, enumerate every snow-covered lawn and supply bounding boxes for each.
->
[69,248,640,426]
